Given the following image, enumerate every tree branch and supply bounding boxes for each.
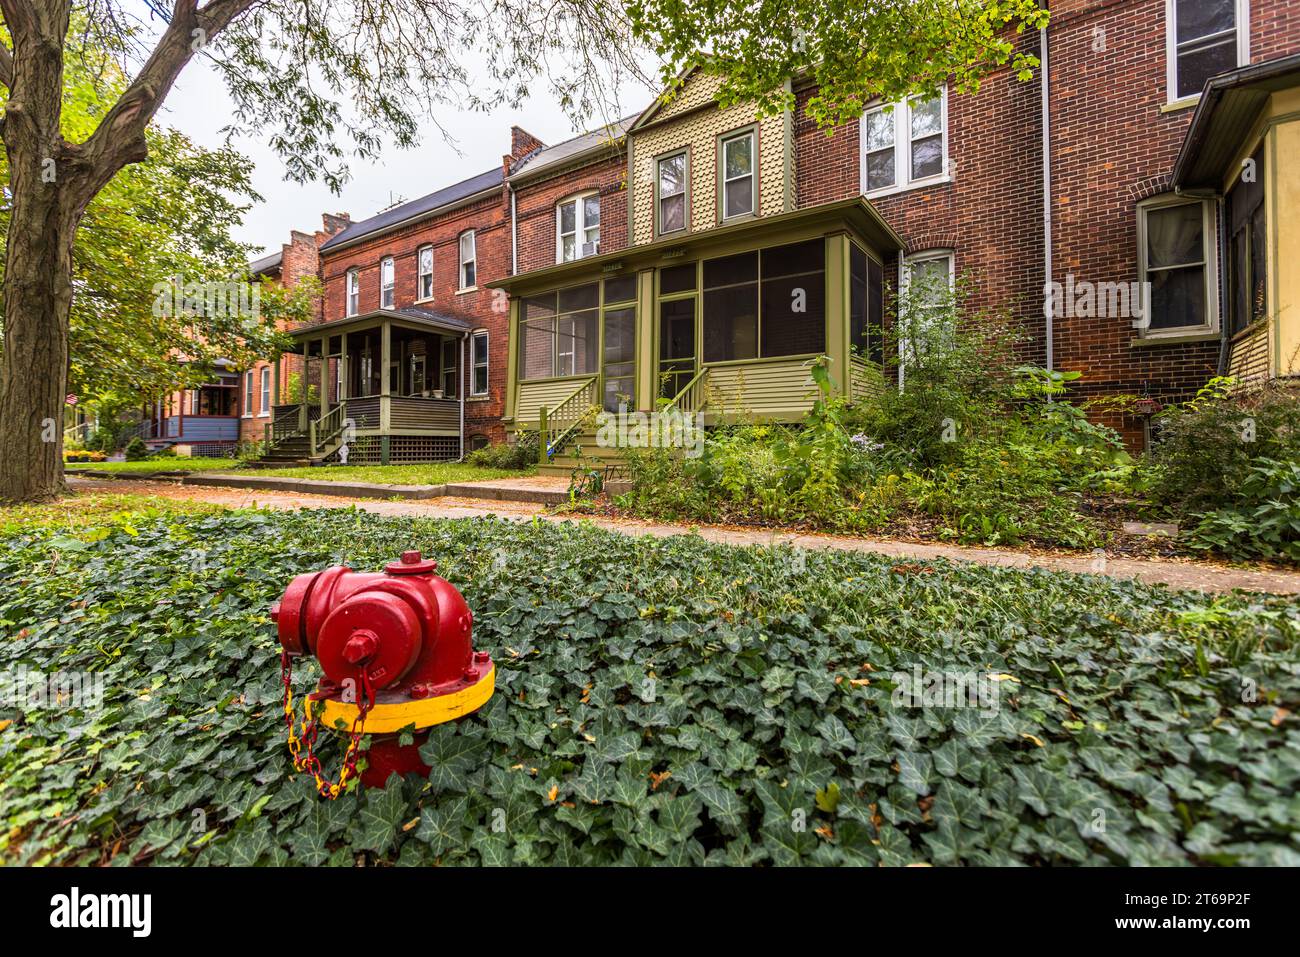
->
[72,0,255,203]
[0,39,13,90]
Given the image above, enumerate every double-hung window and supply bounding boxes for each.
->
[243,371,254,416]
[1137,196,1217,335]
[1167,0,1248,102]
[557,193,601,262]
[657,151,688,235]
[720,129,755,220]
[346,269,359,316]
[459,231,476,290]
[861,92,947,195]
[380,257,395,308]
[417,246,433,300]
[470,330,489,396]
[259,367,271,415]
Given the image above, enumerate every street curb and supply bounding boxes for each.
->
[442,482,570,506]
[180,473,448,500]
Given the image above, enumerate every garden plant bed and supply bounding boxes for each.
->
[1,507,1296,866]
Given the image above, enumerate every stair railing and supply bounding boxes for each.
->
[661,366,710,416]
[538,375,598,463]
[309,402,348,458]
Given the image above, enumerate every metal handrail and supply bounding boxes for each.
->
[538,375,598,463]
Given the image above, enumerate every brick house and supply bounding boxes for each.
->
[140,213,347,456]
[259,0,1300,464]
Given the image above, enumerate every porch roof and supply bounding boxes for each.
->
[286,307,472,346]
[487,196,904,296]
[1172,52,1300,190]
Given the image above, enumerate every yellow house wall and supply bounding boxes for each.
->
[630,72,788,246]
[1270,93,1300,376]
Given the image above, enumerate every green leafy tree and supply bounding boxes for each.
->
[625,0,1050,127]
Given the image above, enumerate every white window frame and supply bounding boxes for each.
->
[242,370,254,417]
[259,367,271,416]
[556,192,601,263]
[656,150,689,236]
[346,269,360,317]
[1136,194,1219,338]
[859,89,950,198]
[1165,0,1250,106]
[470,329,489,396]
[417,245,434,301]
[459,231,477,291]
[379,256,395,309]
[898,250,955,389]
[720,128,756,221]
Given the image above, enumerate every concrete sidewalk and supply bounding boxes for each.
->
[65,476,1300,595]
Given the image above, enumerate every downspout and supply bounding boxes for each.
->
[509,183,518,275]
[1040,16,1054,373]
[459,331,468,461]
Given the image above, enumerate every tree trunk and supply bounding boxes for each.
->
[0,186,79,503]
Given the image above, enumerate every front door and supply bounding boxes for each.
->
[603,305,636,412]
[658,298,695,400]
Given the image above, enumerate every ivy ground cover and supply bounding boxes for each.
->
[1,507,1297,866]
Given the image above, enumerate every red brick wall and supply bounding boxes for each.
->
[794,0,1300,446]
[514,155,628,274]
[239,215,346,443]
[319,190,513,445]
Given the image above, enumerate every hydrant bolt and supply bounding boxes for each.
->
[343,629,379,664]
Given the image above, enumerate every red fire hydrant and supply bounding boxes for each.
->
[271,550,493,796]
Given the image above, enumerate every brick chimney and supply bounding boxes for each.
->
[510,126,545,161]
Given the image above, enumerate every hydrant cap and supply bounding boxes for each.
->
[385,550,438,576]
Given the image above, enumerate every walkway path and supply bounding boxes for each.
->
[67,476,1300,595]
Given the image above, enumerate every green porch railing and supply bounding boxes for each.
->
[661,366,710,415]
[265,404,306,452]
[309,401,348,458]
[538,375,598,464]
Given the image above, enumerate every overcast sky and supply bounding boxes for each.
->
[159,42,658,257]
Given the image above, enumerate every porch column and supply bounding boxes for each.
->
[825,233,850,398]
[340,331,349,401]
[504,298,519,421]
[299,351,308,430]
[318,336,328,418]
[380,320,391,464]
[634,267,655,412]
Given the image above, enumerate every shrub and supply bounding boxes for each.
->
[1150,378,1300,514]
[124,436,149,461]
[465,432,538,471]
[1186,456,1300,562]
[62,450,107,463]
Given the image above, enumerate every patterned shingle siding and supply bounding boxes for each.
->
[630,72,789,246]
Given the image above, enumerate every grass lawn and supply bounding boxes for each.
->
[0,491,228,536]
[2,504,1296,866]
[67,458,244,473]
[248,463,534,484]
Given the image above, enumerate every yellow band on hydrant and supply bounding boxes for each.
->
[307,665,495,733]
